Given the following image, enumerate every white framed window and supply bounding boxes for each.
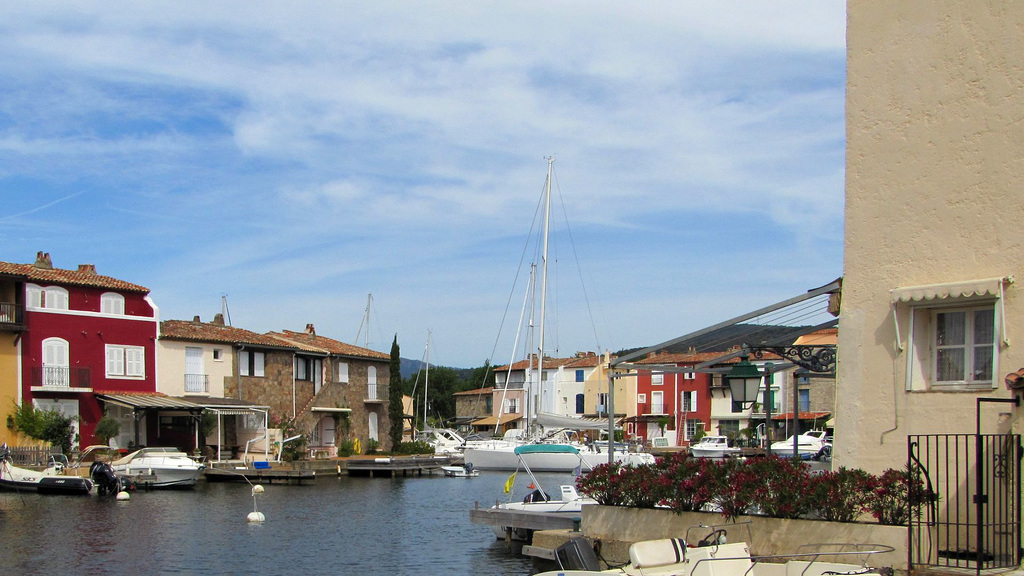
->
[337,362,349,383]
[637,393,647,404]
[100,292,125,315]
[681,390,697,412]
[652,373,664,386]
[933,306,995,386]
[239,350,265,377]
[106,345,145,378]
[683,372,696,380]
[368,366,377,386]
[504,398,520,414]
[651,391,664,414]
[27,284,69,310]
[686,419,704,439]
[41,338,70,387]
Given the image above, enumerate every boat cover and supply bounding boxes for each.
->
[514,444,580,455]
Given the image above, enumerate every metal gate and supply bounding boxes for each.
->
[908,433,1022,575]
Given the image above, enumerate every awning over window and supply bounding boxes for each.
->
[890,276,1013,303]
[471,415,522,427]
[310,407,352,414]
[96,392,204,411]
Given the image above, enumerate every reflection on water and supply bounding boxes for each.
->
[0,469,573,575]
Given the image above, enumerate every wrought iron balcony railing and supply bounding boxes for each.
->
[31,366,91,389]
[184,373,209,394]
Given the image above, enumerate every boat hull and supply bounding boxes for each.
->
[0,462,94,495]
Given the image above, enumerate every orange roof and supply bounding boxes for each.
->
[266,329,388,360]
[771,411,830,421]
[0,255,148,294]
[453,387,494,396]
[161,319,295,348]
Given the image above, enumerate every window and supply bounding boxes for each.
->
[337,362,349,383]
[106,345,145,378]
[368,366,377,386]
[718,419,740,437]
[652,373,664,386]
[240,350,265,377]
[504,398,519,414]
[27,284,68,310]
[798,389,810,413]
[213,348,223,361]
[575,393,584,414]
[41,338,70,387]
[681,391,697,412]
[100,293,124,315]
[683,372,696,380]
[575,369,584,383]
[637,393,647,404]
[651,391,664,414]
[295,357,310,381]
[596,393,608,415]
[933,307,994,386]
[686,419,704,439]
[893,277,1008,391]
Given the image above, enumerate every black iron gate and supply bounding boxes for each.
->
[908,433,1022,575]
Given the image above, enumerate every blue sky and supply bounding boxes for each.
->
[0,2,847,368]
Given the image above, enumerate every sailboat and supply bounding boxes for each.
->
[463,158,654,472]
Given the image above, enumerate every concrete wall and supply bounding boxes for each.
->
[838,0,1024,472]
[536,505,908,570]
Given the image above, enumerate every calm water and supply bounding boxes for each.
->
[0,469,572,576]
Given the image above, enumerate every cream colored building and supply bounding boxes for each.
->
[836,1,1023,473]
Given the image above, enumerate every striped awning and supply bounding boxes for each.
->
[96,392,203,411]
[890,276,1012,303]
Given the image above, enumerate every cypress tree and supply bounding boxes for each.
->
[388,335,404,450]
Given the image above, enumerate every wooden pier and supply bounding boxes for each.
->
[345,456,445,478]
[469,503,581,543]
[204,466,316,485]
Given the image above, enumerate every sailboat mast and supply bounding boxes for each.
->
[536,157,553,428]
[423,330,431,428]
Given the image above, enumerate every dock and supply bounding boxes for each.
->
[469,502,581,543]
[345,456,446,478]
[204,466,316,485]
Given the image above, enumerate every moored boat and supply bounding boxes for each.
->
[110,447,205,488]
[0,444,93,495]
[769,430,828,459]
[688,435,741,459]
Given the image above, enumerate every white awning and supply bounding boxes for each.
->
[890,276,1013,303]
[310,407,352,413]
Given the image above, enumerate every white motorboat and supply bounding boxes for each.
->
[111,447,205,488]
[0,444,93,495]
[537,528,895,576]
[485,444,598,541]
[688,436,741,459]
[769,430,828,459]
[442,463,479,477]
[417,428,468,456]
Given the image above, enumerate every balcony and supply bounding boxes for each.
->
[31,367,91,390]
[0,302,25,331]
[637,402,668,416]
[184,373,209,394]
[364,383,388,403]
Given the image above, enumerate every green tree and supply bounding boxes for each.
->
[11,402,75,454]
[388,335,405,450]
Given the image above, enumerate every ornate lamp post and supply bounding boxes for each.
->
[727,355,773,452]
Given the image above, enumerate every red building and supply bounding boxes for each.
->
[0,252,158,449]
[628,351,719,446]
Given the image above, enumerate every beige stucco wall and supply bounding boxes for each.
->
[156,340,234,397]
[838,1,1024,472]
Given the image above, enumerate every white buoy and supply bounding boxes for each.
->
[248,483,266,522]
[252,484,264,495]
[247,511,265,523]
[116,491,131,501]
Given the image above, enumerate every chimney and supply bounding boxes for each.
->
[305,323,315,335]
[77,264,96,274]
[33,252,53,269]
[192,315,201,323]
[213,313,225,326]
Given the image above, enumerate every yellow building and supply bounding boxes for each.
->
[0,272,26,446]
[837,1,1024,472]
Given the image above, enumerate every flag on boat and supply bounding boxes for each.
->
[503,472,516,494]
[572,464,582,477]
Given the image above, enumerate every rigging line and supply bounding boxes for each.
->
[481,175,549,379]
[756,296,831,325]
[552,164,603,353]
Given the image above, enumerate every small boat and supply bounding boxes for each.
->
[110,447,205,488]
[537,526,895,576]
[769,430,828,459]
[484,444,597,541]
[442,463,479,477]
[0,444,93,495]
[688,435,741,458]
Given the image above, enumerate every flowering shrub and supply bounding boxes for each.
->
[747,456,812,519]
[576,455,936,526]
[864,465,938,525]
[807,467,874,522]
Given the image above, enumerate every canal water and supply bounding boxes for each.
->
[0,469,572,575]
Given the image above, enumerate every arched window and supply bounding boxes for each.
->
[41,338,70,387]
[101,293,125,315]
[27,284,69,310]
[368,412,379,442]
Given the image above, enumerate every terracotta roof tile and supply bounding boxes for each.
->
[0,260,148,293]
[267,329,389,360]
[161,319,294,348]
[454,387,494,396]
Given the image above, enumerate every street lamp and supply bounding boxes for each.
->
[727,355,773,452]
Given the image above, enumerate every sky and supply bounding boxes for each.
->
[0,2,848,369]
